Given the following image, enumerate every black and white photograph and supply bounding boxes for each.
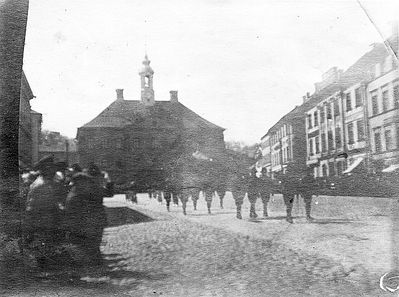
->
[0,0,398,296]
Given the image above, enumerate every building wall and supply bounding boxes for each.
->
[367,68,399,163]
[78,122,225,184]
[31,112,42,164]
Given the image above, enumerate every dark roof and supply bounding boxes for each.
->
[80,100,224,131]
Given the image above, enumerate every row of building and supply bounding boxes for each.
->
[258,26,399,179]
[19,72,78,170]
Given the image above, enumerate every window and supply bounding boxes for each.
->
[329,162,335,176]
[348,123,354,144]
[372,93,379,115]
[335,127,342,148]
[321,133,326,152]
[132,138,140,150]
[394,84,399,109]
[374,130,382,153]
[337,161,343,176]
[328,131,334,150]
[357,120,365,141]
[385,129,393,151]
[320,107,325,123]
[315,136,320,154]
[314,111,318,127]
[346,93,352,112]
[382,90,390,112]
[115,139,122,149]
[307,114,312,129]
[327,104,332,120]
[322,164,328,177]
[309,138,314,156]
[287,145,291,160]
[355,88,362,107]
[334,100,340,117]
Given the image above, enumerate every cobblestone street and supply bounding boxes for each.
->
[2,193,395,297]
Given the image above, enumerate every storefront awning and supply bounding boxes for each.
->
[343,157,364,174]
[382,164,399,173]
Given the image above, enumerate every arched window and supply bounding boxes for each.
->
[144,76,150,87]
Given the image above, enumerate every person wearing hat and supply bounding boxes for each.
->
[64,162,113,265]
[24,155,68,269]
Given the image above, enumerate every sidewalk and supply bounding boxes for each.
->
[115,193,395,282]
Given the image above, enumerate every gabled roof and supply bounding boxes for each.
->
[80,100,224,131]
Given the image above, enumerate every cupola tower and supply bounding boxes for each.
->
[139,54,155,106]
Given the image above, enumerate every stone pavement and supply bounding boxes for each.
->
[119,192,396,285]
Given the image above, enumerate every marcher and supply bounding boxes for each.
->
[191,188,200,210]
[259,168,272,217]
[299,169,317,222]
[280,166,300,223]
[247,167,259,218]
[231,171,248,219]
[215,185,226,209]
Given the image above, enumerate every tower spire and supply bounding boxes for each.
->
[139,54,155,106]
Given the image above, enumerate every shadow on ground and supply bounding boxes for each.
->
[260,215,301,221]
[105,206,154,227]
[0,252,169,296]
[311,218,355,225]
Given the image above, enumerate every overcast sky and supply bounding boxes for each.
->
[24,0,398,144]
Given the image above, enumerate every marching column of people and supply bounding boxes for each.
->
[144,162,317,223]
[21,155,114,270]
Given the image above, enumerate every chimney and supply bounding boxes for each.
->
[306,92,310,98]
[302,96,307,103]
[116,89,124,100]
[170,90,178,102]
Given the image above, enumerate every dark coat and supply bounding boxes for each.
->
[25,176,67,233]
[64,173,112,240]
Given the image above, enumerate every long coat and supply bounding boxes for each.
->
[25,176,66,233]
[64,173,112,243]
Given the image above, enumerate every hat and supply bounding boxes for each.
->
[54,161,68,171]
[33,155,55,171]
[87,163,102,177]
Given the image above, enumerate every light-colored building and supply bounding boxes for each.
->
[261,104,307,178]
[304,37,390,177]
[367,39,399,171]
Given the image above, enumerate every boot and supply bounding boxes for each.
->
[220,199,224,209]
[207,201,212,214]
[286,207,293,223]
[236,205,242,219]
[305,200,313,222]
[193,200,197,210]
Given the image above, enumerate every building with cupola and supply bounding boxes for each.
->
[77,55,226,186]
